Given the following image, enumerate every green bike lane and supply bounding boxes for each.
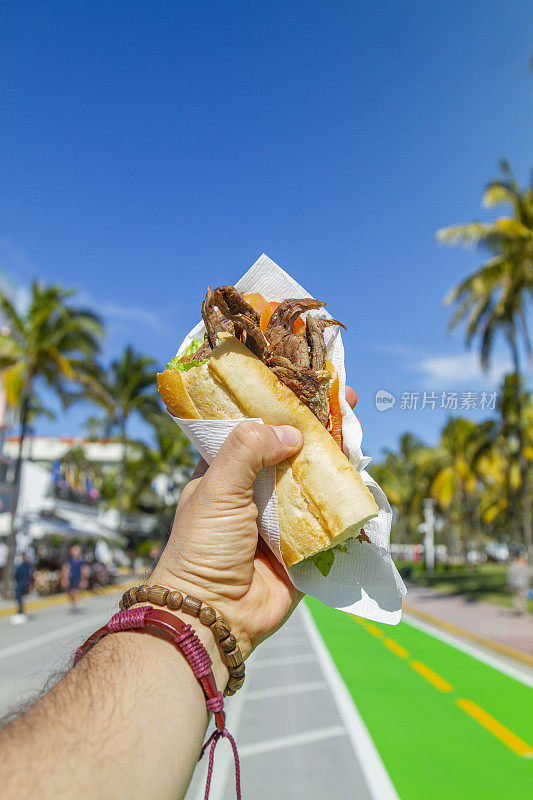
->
[307,597,533,800]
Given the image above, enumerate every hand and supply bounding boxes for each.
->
[151,387,358,658]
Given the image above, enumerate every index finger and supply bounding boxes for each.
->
[345,385,357,409]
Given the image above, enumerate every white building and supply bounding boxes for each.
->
[1,436,155,556]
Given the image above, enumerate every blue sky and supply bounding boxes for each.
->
[1,1,533,457]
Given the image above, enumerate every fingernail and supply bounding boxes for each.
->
[272,425,303,446]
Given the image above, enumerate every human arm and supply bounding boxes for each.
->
[60,561,69,590]
[0,422,304,800]
[0,389,357,800]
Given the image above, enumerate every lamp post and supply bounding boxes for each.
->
[421,498,435,571]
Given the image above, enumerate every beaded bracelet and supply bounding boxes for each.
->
[120,584,245,695]
[75,606,242,800]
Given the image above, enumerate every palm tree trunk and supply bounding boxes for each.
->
[518,308,533,370]
[2,393,30,598]
[509,324,533,562]
[459,484,471,559]
[117,417,127,538]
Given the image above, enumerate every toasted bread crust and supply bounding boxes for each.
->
[157,337,378,566]
[156,370,201,419]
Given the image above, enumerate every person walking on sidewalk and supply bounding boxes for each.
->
[61,545,88,613]
[507,555,532,616]
[11,553,34,625]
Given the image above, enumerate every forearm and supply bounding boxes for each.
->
[0,616,228,800]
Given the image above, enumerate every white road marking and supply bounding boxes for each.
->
[300,604,401,800]
[239,726,346,757]
[245,680,327,701]
[0,614,106,662]
[253,653,316,668]
[403,613,533,689]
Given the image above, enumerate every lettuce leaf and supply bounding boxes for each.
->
[165,340,208,372]
[308,542,350,577]
[310,549,335,577]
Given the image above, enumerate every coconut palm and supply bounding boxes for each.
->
[124,415,193,531]
[0,282,104,595]
[437,160,533,558]
[90,346,160,535]
[430,417,488,554]
[473,375,533,540]
[372,433,432,542]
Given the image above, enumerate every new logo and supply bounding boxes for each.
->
[375,389,396,412]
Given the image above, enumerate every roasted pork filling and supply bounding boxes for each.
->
[185,285,345,427]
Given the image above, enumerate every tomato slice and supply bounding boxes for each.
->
[244,293,267,314]
[326,359,343,450]
[245,296,304,333]
[261,302,273,332]
[244,293,272,332]
[267,300,305,332]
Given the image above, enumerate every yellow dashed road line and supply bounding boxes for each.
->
[355,616,533,757]
[410,659,454,692]
[457,698,533,758]
[365,623,384,638]
[383,637,410,659]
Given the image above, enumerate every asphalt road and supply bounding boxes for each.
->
[5,588,527,800]
[0,590,392,799]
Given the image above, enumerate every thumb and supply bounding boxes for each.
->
[199,421,303,501]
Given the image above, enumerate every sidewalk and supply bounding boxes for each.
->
[404,584,533,664]
[0,579,134,618]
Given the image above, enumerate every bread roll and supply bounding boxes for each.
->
[157,336,378,567]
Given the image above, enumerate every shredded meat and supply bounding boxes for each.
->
[189,288,235,359]
[212,285,261,325]
[266,356,324,403]
[191,285,346,429]
[191,340,212,361]
[211,286,268,359]
[307,317,346,370]
[271,333,310,368]
[267,298,326,332]
[309,382,330,426]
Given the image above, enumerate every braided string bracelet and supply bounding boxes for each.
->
[120,584,245,696]
[74,606,241,800]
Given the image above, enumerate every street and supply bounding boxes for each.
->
[0,590,125,720]
[1,590,532,799]
[0,589,393,800]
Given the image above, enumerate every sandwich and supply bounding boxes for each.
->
[157,285,378,575]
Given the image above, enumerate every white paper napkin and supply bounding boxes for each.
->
[170,254,406,624]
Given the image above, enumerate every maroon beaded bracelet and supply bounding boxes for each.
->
[120,584,245,695]
[75,605,241,800]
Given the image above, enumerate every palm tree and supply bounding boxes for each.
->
[430,417,488,555]
[437,160,533,558]
[91,347,159,536]
[0,282,104,595]
[118,414,194,537]
[372,433,432,542]
[475,375,533,541]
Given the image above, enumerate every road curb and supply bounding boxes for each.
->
[403,603,533,668]
[0,581,132,619]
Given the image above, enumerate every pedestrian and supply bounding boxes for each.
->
[11,552,34,625]
[507,554,532,616]
[61,544,88,613]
